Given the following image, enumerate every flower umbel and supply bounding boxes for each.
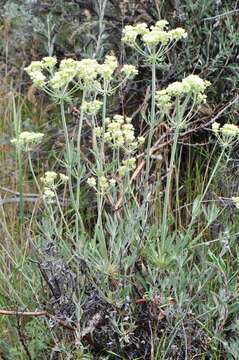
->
[11,132,44,150]
[122,20,187,51]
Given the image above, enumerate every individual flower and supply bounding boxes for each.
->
[155,90,172,112]
[169,27,187,40]
[166,81,190,96]
[118,165,127,177]
[40,171,58,188]
[232,196,239,209]
[99,176,108,191]
[122,157,136,169]
[42,188,55,203]
[25,61,47,88]
[99,55,118,80]
[142,29,170,47]
[134,23,149,35]
[24,61,43,74]
[81,100,103,115]
[48,70,74,90]
[76,59,100,87]
[221,124,239,137]
[87,177,96,187]
[109,178,116,187]
[212,122,220,134]
[121,64,138,78]
[41,56,57,68]
[138,136,145,144]
[59,173,69,183]
[11,131,44,150]
[182,75,210,94]
[154,20,169,30]
[122,25,139,44]
[95,127,103,137]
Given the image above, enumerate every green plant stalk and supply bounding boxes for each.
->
[17,149,24,226]
[145,56,156,187]
[75,90,86,245]
[94,80,108,255]
[60,100,85,240]
[201,147,225,201]
[186,145,226,242]
[12,98,24,228]
[161,127,180,249]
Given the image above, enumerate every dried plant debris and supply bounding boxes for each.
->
[38,242,77,324]
[36,243,209,358]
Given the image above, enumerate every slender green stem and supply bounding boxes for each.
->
[17,146,24,227]
[94,80,108,254]
[145,56,156,191]
[161,127,180,248]
[60,100,85,241]
[12,98,24,228]
[75,91,86,244]
[100,79,108,169]
[201,148,225,201]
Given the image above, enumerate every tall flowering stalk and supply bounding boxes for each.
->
[155,75,210,248]
[122,20,187,190]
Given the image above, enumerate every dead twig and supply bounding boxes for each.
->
[202,9,239,21]
[0,309,76,331]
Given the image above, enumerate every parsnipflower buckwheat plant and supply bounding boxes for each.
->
[122,20,188,196]
[20,20,214,269]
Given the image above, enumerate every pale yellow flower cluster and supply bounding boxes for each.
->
[40,171,69,203]
[155,75,210,111]
[11,131,44,150]
[212,122,239,137]
[122,20,187,48]
[25,57,57,88]
[118,157,136,177]
[98,55,118,80]
[40,171,58,188]
[212,122,239,148]
[121,64,138,78]
[81,100,103,115]
[42,188,55,203]
[87,176,116,192]
[96,115,144,150]
[25,55,135,91]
